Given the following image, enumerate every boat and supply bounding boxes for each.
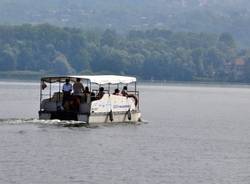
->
[38,75,141,123]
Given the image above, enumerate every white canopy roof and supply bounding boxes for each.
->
[41,75,136,85]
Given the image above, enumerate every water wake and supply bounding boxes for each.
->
[0,118,88,127]
[0,118,146,128]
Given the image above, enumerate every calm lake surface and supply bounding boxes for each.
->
[0,81,250,184]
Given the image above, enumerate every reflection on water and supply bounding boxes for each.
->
[0,81,250,184]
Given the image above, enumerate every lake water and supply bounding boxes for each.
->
[0,81,250,184]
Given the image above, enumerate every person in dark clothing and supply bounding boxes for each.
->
[121,86,128,96]
[62,78,72,108]
[113,88,121,95]
[96,87,105,99]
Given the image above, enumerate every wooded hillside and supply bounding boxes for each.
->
[1,24,250,82]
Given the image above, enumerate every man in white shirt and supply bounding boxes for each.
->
[62,78,72,107]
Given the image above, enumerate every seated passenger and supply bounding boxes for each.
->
[82,86,91,103]
[113,88,121,95]
[96,87,105,99]
[121,86,128,96]
[84,86,91,94]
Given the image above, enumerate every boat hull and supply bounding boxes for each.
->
[39,110,141,124]
[88,111,141,123]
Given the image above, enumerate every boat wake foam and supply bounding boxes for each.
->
[0,118,88,127]
[0,118,147,128]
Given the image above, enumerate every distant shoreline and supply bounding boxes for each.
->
[139,80,250,89]
[0,71,44,81]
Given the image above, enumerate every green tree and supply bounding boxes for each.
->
[100,29,118,47]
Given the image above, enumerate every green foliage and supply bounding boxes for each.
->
[1,24,250,82]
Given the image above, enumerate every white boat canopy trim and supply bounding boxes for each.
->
[41,75,136,84]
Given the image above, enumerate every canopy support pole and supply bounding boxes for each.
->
[40,80,42,110]
[49,79,52,101]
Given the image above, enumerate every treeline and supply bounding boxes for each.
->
[1,0,250,47]
[1,24,250,82]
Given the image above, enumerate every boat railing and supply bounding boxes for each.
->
[127,90,140,109]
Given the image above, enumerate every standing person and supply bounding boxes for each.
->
[73,78,84,96]
[62,78,72,107]
[73,78,84,111]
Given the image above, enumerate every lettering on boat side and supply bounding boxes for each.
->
[113,105,130,109]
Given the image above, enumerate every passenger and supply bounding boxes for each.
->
[41,81,47,90]
[113,88,121,95]
[121,86,128,96]
[72,78,84,111]
[96,87,105,99]
[84,86,91,94]
[62,78,72,107]
[73,78,84,96]
[83,86,91,103]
